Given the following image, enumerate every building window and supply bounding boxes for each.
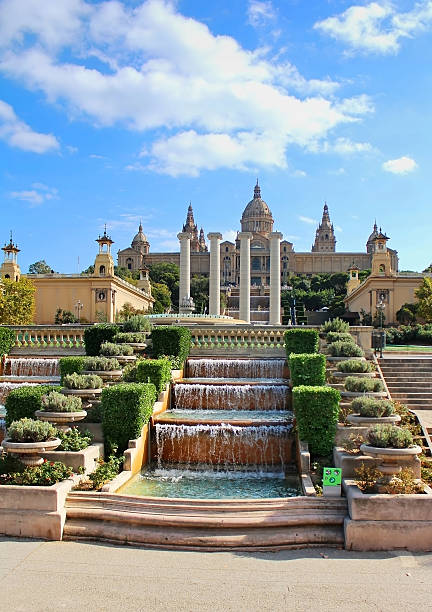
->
[252,257,261,270]
[126,258,133,270]
[226,246,229,252]
[99,265,105,275]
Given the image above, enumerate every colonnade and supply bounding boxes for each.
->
[177,231,283,324]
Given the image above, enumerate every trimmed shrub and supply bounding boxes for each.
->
[7,418,57,442]
[100,342,134,357]
[367,424,413,449]
[337,359,375,373]
[136,359,171,393]
[292,386,341,456]
[84,324,119,356]
[289,353,326,387]
[151,326,191,365]
[58,428,92,451]
[0,327,15,356]
[59,356,85,383]
[328,341,364,357]
[102,383,157,455]
[122,315,152,332]
[326,332,354,345]
[284,329,319,355]
[351,397,394,418]
[83,356,120,371]
[321,318,349,334]
[5,385,59,427]
[41,391,82,412]
[62,373,103,390]
[344,376,383,393]
[113,332,148,344]
[160,354,183,370]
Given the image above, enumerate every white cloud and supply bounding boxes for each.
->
[299,216,317,225]
[312,137,373,155]
[247,1,276,27]
[314,1,432,55]
[335,225,343,232]
[0,0,374,175]
[89,153,107,159]
[292,169,307,178]
[0,99,59,153]
[222,230,237,243]
[382,156,418,174]
[10,183,58,206]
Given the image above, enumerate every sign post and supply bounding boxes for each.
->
[322,467,342,497]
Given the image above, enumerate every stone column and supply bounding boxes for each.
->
[238,232,252,323]
[207,232,222,316]
[269,232,283,325]
[177,232,191,313]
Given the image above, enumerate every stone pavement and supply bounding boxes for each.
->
[1,538,432,611]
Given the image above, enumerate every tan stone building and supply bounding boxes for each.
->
[120,182,398,284]
[0,230,154,324]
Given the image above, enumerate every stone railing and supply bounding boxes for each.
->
[5,325,91,349]
[189,325,287,352]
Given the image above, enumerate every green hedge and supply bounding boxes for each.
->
[102,383,156,455]
[292,385,341,456]
[0,327,15,357]
[5,385,59,428]
[289,353,326,387]
[84,324,119,356]
[284,329,318,355]
[136,359,171,393]
[151,326,191,364]
[59,356,85,383]
[326,332,354,345]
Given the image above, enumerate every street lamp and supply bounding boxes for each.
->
[75,300,83,323]
[376,299,386,358]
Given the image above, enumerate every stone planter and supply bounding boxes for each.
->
[82,369,122,383]
[61,388,103,408]
[347,414,401,427]
[360,443,422,481]
[124,342,147,354]
[115,355,137,365]
[332,371,376,379]
[2,437,61,466]
[327,356,366,363]
[35,410,87,432]
[341,391,387,399]
[42,443,102,474]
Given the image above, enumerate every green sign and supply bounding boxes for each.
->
[323,467,342,487]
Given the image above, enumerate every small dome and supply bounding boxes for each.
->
[132,223,148,245]
[241,181,273,220]
[367,222,378,245]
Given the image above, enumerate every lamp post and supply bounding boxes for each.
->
[75,300,83,324]
[376,299,386,358]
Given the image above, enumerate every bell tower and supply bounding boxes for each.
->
[93,226,115,277]
[371,230,394,277]
[347,262,361,294]
[1,232,21,281]
[312,203,336,252]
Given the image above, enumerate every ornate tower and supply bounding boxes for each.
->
[137,265,152,296]
[312,203,336,252]
[131,222,150,256]
[371,229,394,277]
[182,203,200,252]
[93,226,115,277]
[199,228,207,252]
[347,262,361,295]
[366,221,379,254]
[1,232,21,281]
[240,180,274,236]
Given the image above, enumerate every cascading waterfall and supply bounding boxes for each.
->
[187,358,286,379]
[4,358,60,377]
[174,383,288,410]
[0,382,38,404]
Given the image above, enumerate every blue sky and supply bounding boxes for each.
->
[0,0,430,273]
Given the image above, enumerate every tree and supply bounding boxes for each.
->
[81,265,94,275]
[415,278,432,322]
[54,308,77,324]
[0,277,35,324]
[151,282,171,313]
[28,260,52,274]
[396,303,418,325]
[149,263,180,308]
[190,275,209,313]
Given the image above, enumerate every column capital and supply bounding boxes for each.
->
[177,232,191,241]
[270,231,283,241]
[238,232,253,240]
[207,232,223,241]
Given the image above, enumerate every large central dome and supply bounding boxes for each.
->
[240,181,274,235]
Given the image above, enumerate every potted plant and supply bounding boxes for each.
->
[342,376,386,399]
[333,359,376,379]
[347,397,401,426]
[35,390,87,432]
[99,342,136,364]
[360,424,422,486]
[81,356,122,383]
[2,418,61,466]
[61,373,104,406]
[113,332,148,354]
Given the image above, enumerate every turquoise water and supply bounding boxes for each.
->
[157,409,294,422]
[118,467,300,499]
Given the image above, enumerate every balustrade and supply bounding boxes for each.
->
[6,325,88,349]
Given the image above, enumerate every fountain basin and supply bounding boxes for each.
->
[186,358,288,379]
[154,409,294,424]
[173,382,289,410]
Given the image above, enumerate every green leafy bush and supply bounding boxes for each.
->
[7,418,58,442]
[0,459,73,486]
[350,397,394,418]
[292,386,341,456]
[151,326,191,365]
[160,354,183,370]
[5,385,59,427]
[326,332,354,344]
[83,356,120,371]
[337,359,375,373]
[0,327,16,356]
[58,428,92,451]
[328,341,364,357]
[367,424,413,448]
[75,455,123,491]
[344,376,383,393]
[59,357,85,383]
[321,318,349,334]
[62,373,103,390]
[102,383,157,455]
[284,329,319,355]
[41,391,82,413]
[122,314,152,332]
[113,332,148,344]
[385,324,432,346]
[136,359,171,393]
[289,353,326,386]
[84,324,119,356]
[100,342,134,357]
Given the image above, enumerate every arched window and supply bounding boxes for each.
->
[4,274,10,279]
[126,257,133,270]
[379,264,385,273]
[325,234,329,239]
[99,265,106,275]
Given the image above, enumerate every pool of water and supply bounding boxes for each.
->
[118,467,300,499]
[179,378,288,385]
[156,409,294,422]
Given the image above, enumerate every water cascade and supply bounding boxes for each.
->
[187,358,286,379]
[4,357,60,378]
[173,383,288,410]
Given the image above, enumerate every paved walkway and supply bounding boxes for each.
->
[1,537,432,611]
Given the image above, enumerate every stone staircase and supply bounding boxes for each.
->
[379,358,432,413]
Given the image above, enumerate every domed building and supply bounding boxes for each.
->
[117,222,150,271]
